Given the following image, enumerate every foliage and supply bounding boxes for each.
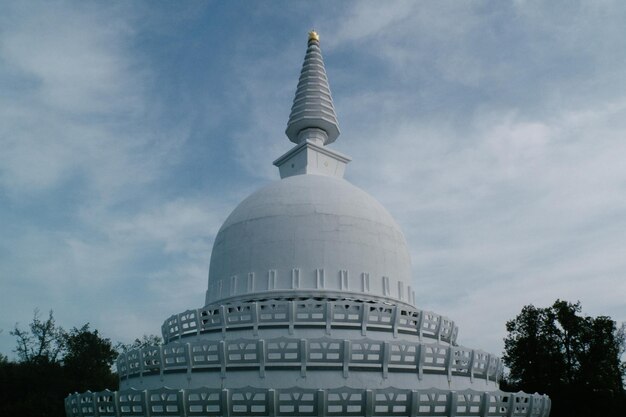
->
[10,309,65,364]
[0,310,119,417]
[503,299,626,417]
[63,324,118,393]
[116,333,162,353]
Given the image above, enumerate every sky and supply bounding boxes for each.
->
[1,0,625,361]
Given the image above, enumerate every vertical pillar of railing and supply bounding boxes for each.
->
[139,348,145,383]
[92,391,99,417]
[219,340,227,378]
[195,308,201,336]
[268,388,276,417]
[186,342,192,381]
[177,389,185,417]
[325,302,332,335]
[78,392,86,417]
[177,313,183,341]
[435,316,443,342]
[159,345,165,382]
[343,339,350,378]
[391,306,399,338]
[116,357,122,382]
[448,391,457,417]
[288,300,295,335]
[114,390,121,417]
[507,393,516,417]
[259,339,266,378]
[361,305,369,336]
[468,349,475,383]
[410,390,418,417]
[253,302,260,336]
[80,392,86,417]
[526,395,534,417]
[494,360,501,384]
[382,341,390,379]
[300,338,307,377]
[417,310,425,341]
[417,343,424,381]
[543,395,551,417]
[78,394,84,417]
[220,305,227,338]
[221,389,231,417]
[144,389,152,417]
[447,321,455,343]
[480,392,489,417]
[536,395,545,417]
[365,389,374,417]
[317,389,327,417]
[446,346,454,383]
[484,354,491,382]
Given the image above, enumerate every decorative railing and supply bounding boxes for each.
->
[161,299,459,345]
[117,337,502,383]
[66,387,550,417]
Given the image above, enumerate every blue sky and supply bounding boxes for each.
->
[1,0,625,360]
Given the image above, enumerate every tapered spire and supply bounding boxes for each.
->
[286,30,340,146]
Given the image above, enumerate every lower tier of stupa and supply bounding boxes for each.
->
[65,297,551,417]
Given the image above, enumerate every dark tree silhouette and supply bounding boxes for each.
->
[10,309,65,364]
[502,300,626,417]
[63,324,118,393]
[0,310,119,417]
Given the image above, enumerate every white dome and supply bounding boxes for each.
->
[205,174,413,305]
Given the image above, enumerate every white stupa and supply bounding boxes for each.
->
[66,31,551,417]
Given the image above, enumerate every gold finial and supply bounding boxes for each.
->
[308,30,319,42]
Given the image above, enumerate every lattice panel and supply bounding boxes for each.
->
[456,392,482,416]
[147,388,182,416]
[397,309,419,330]
[227,340,260,366]
[450,347,472,376]
[162,344,188,370]
[258,301,289,323]
[118,390,146,416]
[185,387,222,416]
[372,389,411,416]
[266,338,301,366]
[326,388,365,416]
[79,391,95,417]
[416,390,450,416]
[227,304,255,327]
[230,387,269,416]
[350,340,384,368]
[141,346,161,374]
[179,310,200,334]
[126,350,141,376]
[200,307,222,330]
[294,302,326,324]
[331,303,363,326]
[388,342,418,370]
[367,305,394,328]
[307,339,343,366]
[94,390,117,417]
[190,340,221,368]
[422,345,448,373]
[276,389,318,416]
